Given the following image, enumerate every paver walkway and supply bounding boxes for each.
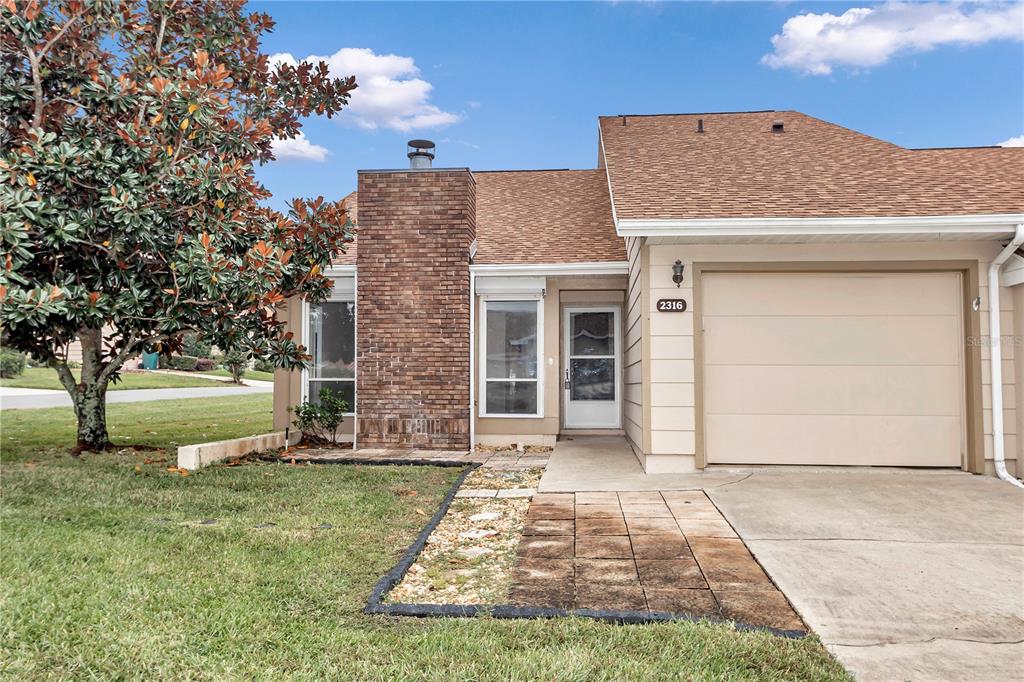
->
[507,490,805,632]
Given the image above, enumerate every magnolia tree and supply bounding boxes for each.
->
[0,0,356,451]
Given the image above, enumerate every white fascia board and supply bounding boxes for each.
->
[470,261,629,277]
[615,214,1024,238]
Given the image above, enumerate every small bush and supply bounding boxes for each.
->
[253,357,276,374]
[182,332,212,359]
[290,387,348,445]
[0,349,26,378]
[169,355,199,371]
[195,358,216,371]
[223,349,247,383]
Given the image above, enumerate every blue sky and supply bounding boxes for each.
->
[252,1,1024,211]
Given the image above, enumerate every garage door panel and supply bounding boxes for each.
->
[705,364,962,417]
[705,414,962,467]
[702,271,965,468]
[704,315,959,366]
[702,272,960,317]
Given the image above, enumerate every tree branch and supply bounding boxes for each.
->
[39,9,86,58]
[25,46,43,129]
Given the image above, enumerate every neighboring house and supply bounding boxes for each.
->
[273,111,1024,478]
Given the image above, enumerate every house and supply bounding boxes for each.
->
[273,110,1024,479]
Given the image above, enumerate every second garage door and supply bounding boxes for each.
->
[702,271,964,467]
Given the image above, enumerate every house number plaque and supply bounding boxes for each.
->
[656,299,687,312]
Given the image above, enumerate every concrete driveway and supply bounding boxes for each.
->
[708,470,1024,681]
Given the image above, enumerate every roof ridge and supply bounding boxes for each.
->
[599,110,777,118]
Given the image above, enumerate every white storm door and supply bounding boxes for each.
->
[564,306,621,428]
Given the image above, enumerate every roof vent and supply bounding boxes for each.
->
[697,118,704,134]
[407,139,435,169]
[772,120,785,134]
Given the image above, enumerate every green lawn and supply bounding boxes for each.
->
[0,367,229,391]
[0,396,849,680]
[201,368,276,382]
[1,394,273,460]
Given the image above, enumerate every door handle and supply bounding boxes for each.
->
[564,368,570,390]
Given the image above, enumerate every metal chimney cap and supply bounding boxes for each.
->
[408,139,435,150]
[407,139,435,168]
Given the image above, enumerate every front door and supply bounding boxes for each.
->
[563,306,621,428]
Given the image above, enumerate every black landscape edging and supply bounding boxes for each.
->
[365,461,483,607]
[350,457,807,640]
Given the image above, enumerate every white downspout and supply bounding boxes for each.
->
[469,271,476,452]
[988,224,1024,489]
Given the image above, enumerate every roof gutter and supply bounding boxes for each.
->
[615,214,1024,239]
[987,224,1024,489]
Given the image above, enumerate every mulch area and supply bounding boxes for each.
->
[508,491,806,632]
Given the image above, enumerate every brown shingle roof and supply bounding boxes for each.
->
[600,111,1024,220]
[473,169,624,264]
[334,170,625,267]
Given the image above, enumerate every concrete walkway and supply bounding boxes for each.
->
[709,469,1024,681]
[0,383,272,410]
[538,435,748,491]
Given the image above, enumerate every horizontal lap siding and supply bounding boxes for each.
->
[624,237,645,455]
[645,241,1016,474]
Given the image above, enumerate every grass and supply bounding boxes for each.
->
[1,394,273,460]
[0,396,849,680]
[0,367,229,391]
[201,368,276,382]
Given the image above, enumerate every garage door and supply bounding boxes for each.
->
[702,271,964,467]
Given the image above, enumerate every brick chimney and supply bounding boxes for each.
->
[355,167,476,449]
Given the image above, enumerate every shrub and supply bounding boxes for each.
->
[182,332,213,359]
[0,349,26,378]
[290,388,347,445]
[195,358,216,371]
[169,355,199,371]
[223,349,247,383]
[253,357,275,374]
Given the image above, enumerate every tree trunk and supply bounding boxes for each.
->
[56,326,113,453]
[74,385,109,452]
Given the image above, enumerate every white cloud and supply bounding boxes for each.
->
[999,134,1024,147]
[271,132,329,162]
[269,48,459,132]
[466,100,481,109]
[763,3,1024,75]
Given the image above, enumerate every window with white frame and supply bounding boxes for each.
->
[307,295,355,413]
[481,299,542,416]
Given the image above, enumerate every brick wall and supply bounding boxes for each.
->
[355,169,476,448]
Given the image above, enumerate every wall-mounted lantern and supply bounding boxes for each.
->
[672,260,685,288]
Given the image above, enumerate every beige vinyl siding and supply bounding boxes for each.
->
[623,236,646,459]
[645,241,1016,475]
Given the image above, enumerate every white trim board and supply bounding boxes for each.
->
[616,214,1024,239]
[470,261,629,277]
